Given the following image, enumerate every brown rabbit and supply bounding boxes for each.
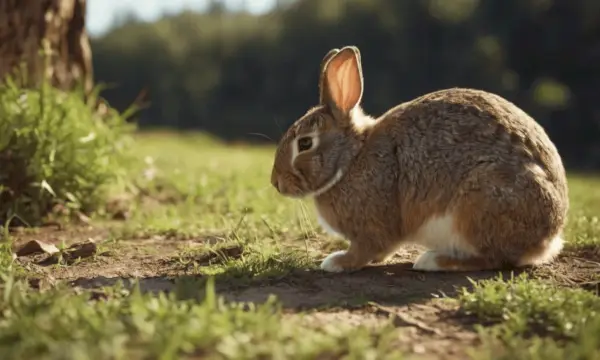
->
[270,46,569,272]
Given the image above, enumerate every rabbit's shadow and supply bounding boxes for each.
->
[206,261,520,309]
[71,260,520,310]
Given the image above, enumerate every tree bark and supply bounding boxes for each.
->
[0,0,93,93]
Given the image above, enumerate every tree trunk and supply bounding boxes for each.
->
[0,0,93,93]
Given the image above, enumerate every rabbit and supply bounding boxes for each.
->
[270,46,569,272]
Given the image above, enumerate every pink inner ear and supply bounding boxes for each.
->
[326,65,342,108]
[339,60,360,111]
[326,53,362,114]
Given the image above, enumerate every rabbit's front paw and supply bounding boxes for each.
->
[320,251,347,272]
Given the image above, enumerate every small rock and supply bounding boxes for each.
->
[38,241,98,266]
[16,240,60,257]
[66,241,98,260]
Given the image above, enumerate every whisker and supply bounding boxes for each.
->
[247,132,274,142]
[273,117,284,136]
[254,184,274,195]
[298,200,317,237]
[294,203,308,242]
[297,201,314,260]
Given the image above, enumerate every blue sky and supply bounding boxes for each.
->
[87,0,276,35]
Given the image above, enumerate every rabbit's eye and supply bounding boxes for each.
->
[297,137,314,152]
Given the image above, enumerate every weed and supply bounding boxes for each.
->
[0,78,134,225]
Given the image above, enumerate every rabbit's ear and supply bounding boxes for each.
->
[319,48,340,104]
[322,46,364,115]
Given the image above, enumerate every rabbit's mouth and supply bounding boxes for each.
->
[273,165,344,199]
[276,185,307,199]
[271,172,306,198]
[275,169,344,199]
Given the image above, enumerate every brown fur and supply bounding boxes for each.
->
[271,46,569,272]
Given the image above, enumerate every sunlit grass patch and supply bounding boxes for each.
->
[0,79,133,226]
[0,277,403,360]
[458,274,600,359]
[118,133,319,240]
[470,322,600,360]
[171,236,319,282]
[564,175,600,247]
[459,274,599,338]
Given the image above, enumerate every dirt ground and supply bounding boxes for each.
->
[10,224,600,360]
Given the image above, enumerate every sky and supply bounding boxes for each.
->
[87,0,276,36]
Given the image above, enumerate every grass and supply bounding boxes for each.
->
[0,277,403,360]
[118,132,313,239]
[0,78,133,226]
[459,274,600,338]
[0,130,599,359]
[460,275,600,360]
[563,176,600,247]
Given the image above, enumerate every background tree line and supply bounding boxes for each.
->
[91,0,600,169]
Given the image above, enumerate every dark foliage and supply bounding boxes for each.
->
[91,0,600,169]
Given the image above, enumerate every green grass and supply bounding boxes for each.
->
[118,132,316,240]
[109,132,327,281]
[1,131,599,359]
[459,274,599,339]
[459,274,600,360]
[563,176,600,247]
[0,277,402,360]
[173,240,317,281]
[0,78,134,226]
